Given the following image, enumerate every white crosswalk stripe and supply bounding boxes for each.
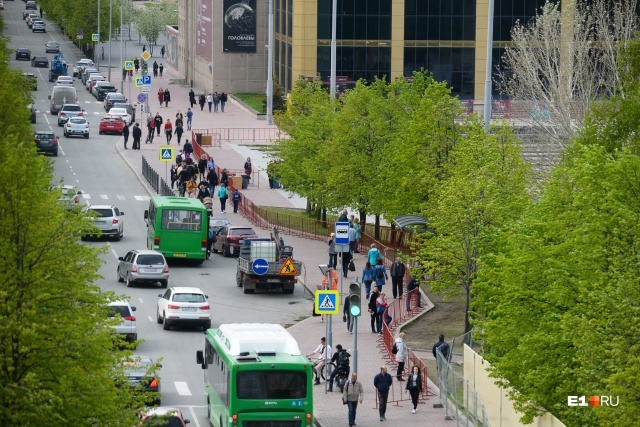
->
[100,194,109,200]
[117,195,126,200]
[82,194,91,200]
[174,382,192,396]
[74,194,151,202]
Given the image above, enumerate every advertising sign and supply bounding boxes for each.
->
[196,0,212,60]
[223,0,256,53]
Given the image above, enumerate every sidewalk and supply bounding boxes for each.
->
[109,32,450,427]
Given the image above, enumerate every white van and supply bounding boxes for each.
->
[48,86,78,115]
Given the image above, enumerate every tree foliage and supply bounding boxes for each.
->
[474,37,640,426]
[37,0,122,43]
[135,1,178,53]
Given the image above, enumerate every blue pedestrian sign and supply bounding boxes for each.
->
[159,146,174,163]
[252,258,269,275]
[314,290,340,315]
[334,222,350,245]
[142,75,152,85]
[137,93,147,103]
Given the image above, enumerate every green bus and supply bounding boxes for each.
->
[196,323,314,427]
[144,196,208,261]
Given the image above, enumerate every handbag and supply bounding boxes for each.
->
[342,397,348,405]
[343,315,347,322]
[348,259,356,272]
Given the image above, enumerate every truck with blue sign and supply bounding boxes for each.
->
[236,228,302,294]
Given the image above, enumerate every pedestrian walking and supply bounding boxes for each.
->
[186,108,193,130]
[394,332,408,381]
[341,248,352,278]
[39,6,43,18]
[207,166,218,197]
[160,45,165,57]
[153,60,158,77]
[220,92,228,112]
[373,366,393,421]
[142,45,146,53]
[217,183,228,213]
[432,334,451,363]
[220,168,229,187]
[374,258,388,292]
[159,63,164,77]
[170,164,178,189]
[350,215,361,252]
[134,58,140,73]
[164,118,173,144]
[175,123,184,145]
[213,91,220,112]
[343,294,354,333]
[122,123,129,149]
[199,94,206,111]
[343,372,363,427]
[362,262,375,299]
[368,286,380,333]
[375,293,389,333]
[328,232,337,269]
[189,89,196,108]
[206,93,213,112]
[146,116,155,143]
[368,243,383,266]
[349,223,357,253]
[183,140,193,160]
[231,188,241,213]
[390,258,406,299]
[175,111,184,127]
[164,88,171,108]
[154,112,163,136]
[131,123,141,150]
[405,276,422,310]
[157,88,164,107]
[405,366,423,414]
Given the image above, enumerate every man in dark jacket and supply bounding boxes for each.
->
[163,88,171,107]
[338,209,348,222]
[405,276,422,310]
[368,286,380,333]
[389,259,406,299]
[189,89,196,108]
[183,141,193,159]
[154,112,163,136]
[122,123,129,149]
[131,123,142,150]
[432,334,450,362]
[373,366,393,421]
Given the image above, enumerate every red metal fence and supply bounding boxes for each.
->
[191,127,284,143]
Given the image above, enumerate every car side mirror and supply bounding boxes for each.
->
[205,295,209,299]
[131,306,137,311]
[120,212,125,216]
[196,350,204,365]
[48,95,51,100]
[144,210,148,220]
[157,293,163,298]
[118,256,124,261]
[77,190,83,195]
[184,419,191,424]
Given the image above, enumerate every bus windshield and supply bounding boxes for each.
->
[236,371,307,400]
[161,209,203,231]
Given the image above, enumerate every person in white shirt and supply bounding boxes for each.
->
[306,337,332,385]
[395,332,408,381]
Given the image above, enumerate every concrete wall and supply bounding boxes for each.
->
[463,345,566,427]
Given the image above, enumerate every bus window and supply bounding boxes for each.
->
[161,209,202,232]
[237,371,307,400]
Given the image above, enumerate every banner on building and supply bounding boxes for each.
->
[196,0,212,60]
[166,26,179,70]
[223,0,257,53]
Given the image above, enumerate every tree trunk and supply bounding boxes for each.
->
[374,215,380,241]
[306,199,312,216]
[464,281,471,333]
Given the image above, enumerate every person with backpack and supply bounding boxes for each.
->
[206,225,216,259]
[362,261,376,298]
[390,258,406,299]
[374,258,388,291]
[368,286,380,333]
[393,332,408,381]
[217,183,228,213]
[231,188,242,214]
[367,243,382,266]
[433,334,451,364]
[328,344,350,392]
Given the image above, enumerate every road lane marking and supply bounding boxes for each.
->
[100,194,109,199]
[134,195,144,201]
[117,195,126,200]
[111,248,119,259]
[174,382,192,396]
[83,194,91,199]
[139,297,144,304]
[148,316,153,323]
[187,407,201,427]
[85,101,91,103]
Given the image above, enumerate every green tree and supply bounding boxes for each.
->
[135,1,177,55]
[414,122,531,333]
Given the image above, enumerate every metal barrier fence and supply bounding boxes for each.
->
[142,156,175,196]
[435,331,489,426]
[191,127,284,143]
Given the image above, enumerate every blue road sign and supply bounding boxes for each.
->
[159,146,174,163]
[314,290,340,314]
[142,75,152,85]
[77,29,83,36]
[335,222,350,245]
[252,258,269,275]
[137,93,147,103]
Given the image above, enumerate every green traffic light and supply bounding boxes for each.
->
[349,295,361,317]
[350,305,361,317]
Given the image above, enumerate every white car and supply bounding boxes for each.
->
[73,59,94,77]
[64,117,90,138]
[55,76,74,86]
[156,287,211,331]
[85,74,105,91]
[107,107,131,125]
[107,300,137,343]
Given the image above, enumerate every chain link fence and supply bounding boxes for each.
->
[435,331,489,427]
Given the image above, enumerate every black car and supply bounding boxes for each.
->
[96,85,116,101]
[34,131,59,157]
[23,72,37,90]
[31,56,48,67]
[25,1,36,10]
[15,48,31,60]
[104,93,127,111]
[28,104,36,124]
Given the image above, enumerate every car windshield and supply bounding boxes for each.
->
[69,118,85,124]
[172,293,206,303]
[107,305,131,318]
[230,228,256,236]
[36,133,54,139]
[136,255,164,265]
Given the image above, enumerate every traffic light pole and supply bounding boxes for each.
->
[325,268,333,395]
[349,278,361,374]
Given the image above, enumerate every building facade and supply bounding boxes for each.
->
[176,0,562,100]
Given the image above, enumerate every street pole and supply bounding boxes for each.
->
[325,267,333,394]
[108,0,113,82]
[353,276,359,374]
[329,0,337,98]
[483,0,495,132]
[120,0,124,94]
[266,0,274,125]
[97,0,101,70]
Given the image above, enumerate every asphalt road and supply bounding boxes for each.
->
[6,3,310,425]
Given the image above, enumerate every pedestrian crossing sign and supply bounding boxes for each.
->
[159,146,174,163]
[280,258,298,275]
[124,60,134,71]
[315,290,339,315]
[134,77,143,88]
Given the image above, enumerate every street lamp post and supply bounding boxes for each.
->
[266,0,274,125]
[108,0,113,81]
[120,0,124,94]
[483,0,495,132]
[97,0,101,70]
[329,0,337,99]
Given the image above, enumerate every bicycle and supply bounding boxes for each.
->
[178,181,187,197]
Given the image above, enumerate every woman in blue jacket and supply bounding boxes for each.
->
[362,262,375,298]
[373,258,388,291]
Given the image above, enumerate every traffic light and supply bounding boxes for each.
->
[349,282,361,317]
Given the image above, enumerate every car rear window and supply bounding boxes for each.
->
[64,105,81,111]
[90,208,113,217]
[102,117,121,123]
[69,118,85,124]
[230,228,256,236]
[107,305,131,318]
[136,255,165,265]
[172,293,206,303]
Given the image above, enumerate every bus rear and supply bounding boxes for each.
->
[145,197,207,261]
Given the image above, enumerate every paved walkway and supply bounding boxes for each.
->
[87,31,451,427]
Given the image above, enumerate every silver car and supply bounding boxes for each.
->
[83,204,124,240]
[63,117,90,138]
[32,21,46,33]
[73,59,94,77]
[117,250,169,288]
[107,300,137,343]
[57,103,84,126]
[57,185,85,210]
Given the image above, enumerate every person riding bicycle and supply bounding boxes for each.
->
[328,344,351,392]
[306,337,331,385]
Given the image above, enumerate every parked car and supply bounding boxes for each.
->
[56,185,84,210]
[110,100,136,123]
[15,48,31,60]
[107,300,137,343]
[107,107,131,126]
[118,355,161,406]
[32,21,46,33]
[31,56,48,67]
[212,226,258,257]
[104,92,127,111]
[81,67,99,84]
[209,217,232,234]
[34,131,58,156]
[95,82,117,101]
[86,74,105,92]
[57,103,84,126]
[83,204,124,240]
[117,250,169,287]
[23,72,37,90]
[139,407,190,427]
[45,41,60,53]
[28,104,37,124]
[73,59,94,77]
[63,117,90,139]
[25,0,37,10]
[99,115,125,135]
[156,287,210,331]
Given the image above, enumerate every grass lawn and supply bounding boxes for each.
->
[235,93,266,113]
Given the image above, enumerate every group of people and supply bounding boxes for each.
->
[189,89,228,113]
[157,88,171,108]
